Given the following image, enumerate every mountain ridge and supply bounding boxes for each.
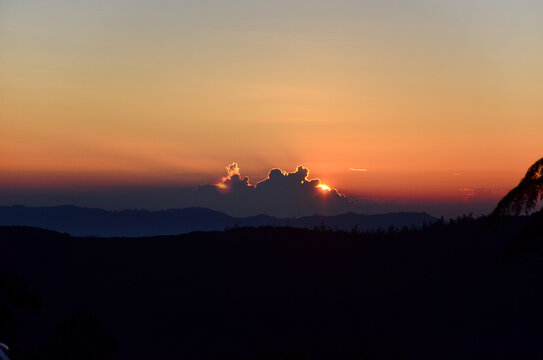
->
[0,205,435,237]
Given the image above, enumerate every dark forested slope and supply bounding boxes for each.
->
[1,216,542,359]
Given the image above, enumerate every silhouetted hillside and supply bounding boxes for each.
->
[492,156,543,216]
[0,205,435,237]
[2,215,543,359]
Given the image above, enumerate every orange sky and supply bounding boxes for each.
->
[1,0,542,205]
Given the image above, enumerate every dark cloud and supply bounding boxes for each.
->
[202,163,352,217]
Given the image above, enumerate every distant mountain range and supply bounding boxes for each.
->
[0,205,436,237]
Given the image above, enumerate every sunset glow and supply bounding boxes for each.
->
[317,184,331,192]
[1,0,542,216]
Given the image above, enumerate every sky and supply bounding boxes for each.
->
[1,0,542,217]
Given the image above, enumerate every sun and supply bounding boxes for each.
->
[317,184,331,191]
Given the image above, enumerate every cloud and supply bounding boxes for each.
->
[205,163,352,217]
[458,188,507,201]
[222,163,241,182]
[216,163,250,193]
[349,168,368,172]
[458,188,476,201]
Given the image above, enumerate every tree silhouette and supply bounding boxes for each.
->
[492,157,543,216]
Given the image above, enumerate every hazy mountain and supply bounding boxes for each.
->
[0,205,436,237]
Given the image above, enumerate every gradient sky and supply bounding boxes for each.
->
[1,0,542,213]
